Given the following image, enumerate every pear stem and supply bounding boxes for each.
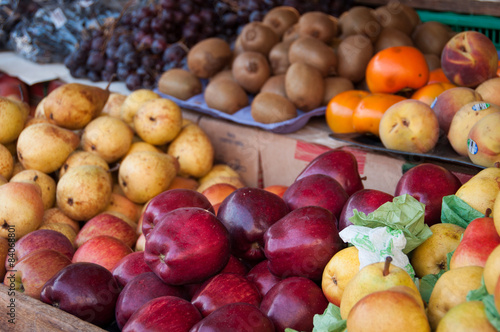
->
[485,208,492,218]
[383,256,392,276]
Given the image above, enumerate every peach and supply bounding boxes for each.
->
[476,77,500,106]
[201,183,238,207]
[431,87,483,134]
[441,31,498,88]
[467,112,500,167]
[263,185,288,198]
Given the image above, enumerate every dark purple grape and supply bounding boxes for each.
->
[151,39,167,55]
[79,39,92,52]
[87,70,101,82]
[160,0,177,10]
[71,66,87,78]
[137,34,153,50]
[139,17,152,33]
[161,9,175,23]
[214,2,230,16]
[117,63,131,80]
[188,14,203,27]
[91,36,104,51]
[86,51,105,71]
[104,59,116,73]
[142,76,156,89]
[116,42,134,59]
[141,54,156,69]
[249,10,264,22]
[136,66,148,77]
[199,9,214,23]
[222,12,238,27]
[134,30,147,45]
[101,71,116,83]
[105,46,117,60]
[173,10,185,23]
[123,52,139,69]
[151,17,164,33]
[125,73,142,90]
[179,1,194,15]
[162,43,187,64]
[64,53,78,70]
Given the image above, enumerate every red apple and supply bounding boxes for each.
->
[75,212,138,249]
[72,235,133,272]
[217,187,289,262]
[115,272,188,329]
[394,163,462,226]
[5,228,74,270]
[122,296,202,332]
[144,207,230,285]
[338,189,394,231]
[190,303,275,332]
[246,260,284,298]
[112,251,152,289]
[295,148,364,196]
[260,276,329,332]
[4,249,71,300]
[191,272,262,317]
[0,72,29,102]
[219,255,249,276]
[141,189,214,238]
[441,31,499,88]
[40,262,121,328]
[264,205,344,280]
[283,174,349,219]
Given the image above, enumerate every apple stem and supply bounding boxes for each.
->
[494,162,500,169]
[383,256,392,276]
[485,208,492,218]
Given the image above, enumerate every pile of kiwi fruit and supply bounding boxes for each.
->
[157,4,456,125]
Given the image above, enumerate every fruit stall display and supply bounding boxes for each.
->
[1,1,500,332]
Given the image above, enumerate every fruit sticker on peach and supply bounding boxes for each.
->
[467,138,478,155]
[471,103,490,111]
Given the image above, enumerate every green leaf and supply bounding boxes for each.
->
[419,269,446,304]
[349,194,432,253]
[285,329,300,332]
[446,248,456,271]
[483,294,500,330]
[312,303,347,332]
[466,277,488,301]
[441,195,484,228]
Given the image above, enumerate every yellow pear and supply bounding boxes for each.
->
[124,141,163,158]
[118,151,179,204]
[455,165,500,215]
[494,190,500,236]
[199,164,242,185]
[484,245,500,293]
[101,92,126,118]
[120,89,160,125]
[410,223,465,277]
[133,98,183,146]
[322,246,360,306]
[59,150,110,179]
[427,265,484,329]
[42,207,80,233]
[104,192,143,224]
[16,123,80,174]
[167,123,214,178]
[43,83,110,130]
[436,301,497,332]
[0,182,44,239]
[56,165,113,221]
[346,286,430,332]
[448,102,500,156]
[0,96,26,144]
[0,143,14,180]
[10,169,56,210]
[38,223,77,248]
[340,257,420,319]
[0,175,7,186]
[81,115,134,163]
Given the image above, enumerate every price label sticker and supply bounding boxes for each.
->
[50,7,67,29]
[468,138,478,155]
[471,103,490,111]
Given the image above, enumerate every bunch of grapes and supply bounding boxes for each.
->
[64,0,352,91]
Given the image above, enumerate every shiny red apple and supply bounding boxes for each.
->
[72,235,133,272]
[112,251,152,289]
[245,260,283,298]
[75,212,137,249]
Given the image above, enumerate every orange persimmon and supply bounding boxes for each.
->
[411,82,456,106]
[427,68,452,84]
[325,90,370,134]
[366,46,430,94]
[352,93,406,136]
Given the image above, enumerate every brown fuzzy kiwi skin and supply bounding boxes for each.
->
[262,6,300,38]
[268,40,293,75]
[412,21,455,56]
[187,37,233,79]
[232,51,271,94]
[251,92,297,124]
[261,75,287,98]
[288,36,337,77]
[297,11,338,44]
[240,22,280,56]
[285,62,325,112]
[372,5,415,36]
[210,69,235,83]
[322,77,355,106]
[424,53,441,71]
[374,27,414,53]
[204,79,249,115]
[157,68,202,100]
[282,23,300,43]
[338,6,381,42]
[337,34,374,83]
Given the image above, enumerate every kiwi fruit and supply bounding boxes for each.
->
[336,34,374,83]
[268,40,292,75]
[251,92,297,124]
[288,36,337,77]
[232,51,271,94]
[412,21,455,56]
[282,23,300,42]
[400,4,422,31]
[240,21,280,56]
[424,53,441,71]
[374,27,414,53]
[157,69,202,101]
[210,69,235,83]
[204,79,249,115]
[338,6,381,42]
[372,5,414,36]
[262,6,300,38]
[297,11,338,44]
[187,37,233,79]
[285,62,325,112]
[322,77,355,106]
[261,75,287,98]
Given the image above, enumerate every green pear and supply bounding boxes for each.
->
[118,151,178,204]
[0,143,14,180]
[410,223,465,277]
[455,165,500,215]
[340,257,420,319]
[10,169,56,210]
[467,112,500,167]
[0,182,44,239]
[16,123,80,174]
[56,165,112,221]
[81,115,134,163]
[120,89,160,126]
[436,301,497,332]
[0,96,26,144]
[427,265,484,330]
[43,83,110,130]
